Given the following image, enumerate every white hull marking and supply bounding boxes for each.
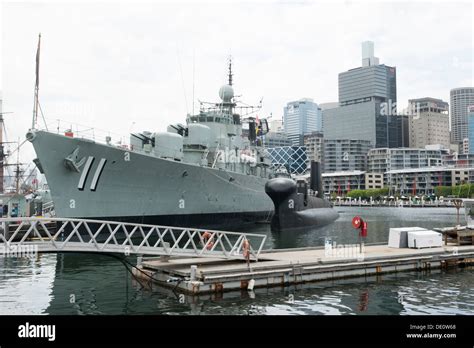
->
[90,158,107,191]
[77,156,95,191]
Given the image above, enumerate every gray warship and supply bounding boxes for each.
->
[26,62,278,228]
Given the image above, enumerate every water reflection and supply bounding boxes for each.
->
[1,207,473,315]
[0,254,57,314]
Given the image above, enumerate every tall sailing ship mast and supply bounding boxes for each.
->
[0,34,42,194]
[0,97,19,193]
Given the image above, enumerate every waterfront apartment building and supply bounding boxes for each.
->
[321,167,473,196]
[386,167,472,195]
[323,139,371,173]
[322,171,367,195]
[450,87,474,144]
[463,138,470,154]
[303,131,324,164]
[408,97,450,149]
[321,171,383,195]
[368,147,447,174]
[443,153,474,167]
[323,41,407,148]
[283,98,322,146]
[365,172,384,189]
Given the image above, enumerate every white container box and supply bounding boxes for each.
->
[388,227,427,248]
[407,230,443,249]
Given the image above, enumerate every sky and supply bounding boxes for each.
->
[1,0,473,165]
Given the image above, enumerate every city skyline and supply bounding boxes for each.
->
[1,1,473,164]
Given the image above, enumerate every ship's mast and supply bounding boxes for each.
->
[228,56,233,86]
[15,142,20,193]
[32,33,41,129]
[0,99,14,193]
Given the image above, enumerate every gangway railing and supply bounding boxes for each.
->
[0,217,267,261]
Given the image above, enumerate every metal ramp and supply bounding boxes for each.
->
[0,217,267,261]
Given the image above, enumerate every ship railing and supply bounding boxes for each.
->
[36,117,130,149]
[0,217,267,261]
[42,201,56,217]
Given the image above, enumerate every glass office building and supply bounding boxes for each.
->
[323,42,406,148]
[283,98,322,146]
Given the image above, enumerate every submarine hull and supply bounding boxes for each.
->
[270,208,339,231]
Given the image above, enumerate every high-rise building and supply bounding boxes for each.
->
[408,97,450,149]
[361,41,379,67]
[303,131,324,164]
[468,106,474,154]
[323,41,407,148]
[323,139,371,173]
[450,87,474,144]
[263,131,292,148]
[268,119,284,133]
[319,102,339,111]
[283,98,322,146]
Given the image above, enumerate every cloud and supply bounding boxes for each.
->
[1,1,472,165]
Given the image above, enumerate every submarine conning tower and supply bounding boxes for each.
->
[265,161,338,231]
[265,177,297,208]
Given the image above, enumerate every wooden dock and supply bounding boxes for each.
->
[133,243,474,294]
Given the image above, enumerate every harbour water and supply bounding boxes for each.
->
[1,207,473,315]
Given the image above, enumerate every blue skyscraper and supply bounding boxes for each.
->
[283,98,322,146]
[468,105,474,154]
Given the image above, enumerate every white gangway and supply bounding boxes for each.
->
[0,217,267,261]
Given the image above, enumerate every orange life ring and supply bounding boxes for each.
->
[202,231,214,250]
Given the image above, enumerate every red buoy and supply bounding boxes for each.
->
[352,216,362,229]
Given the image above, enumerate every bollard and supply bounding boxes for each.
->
[247,279,255,291]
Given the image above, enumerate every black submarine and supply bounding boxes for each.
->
[265,161,339,231]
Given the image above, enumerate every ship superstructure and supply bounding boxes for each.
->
[27,60,278,227]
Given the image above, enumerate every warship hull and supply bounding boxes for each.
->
[29,130,274,228]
